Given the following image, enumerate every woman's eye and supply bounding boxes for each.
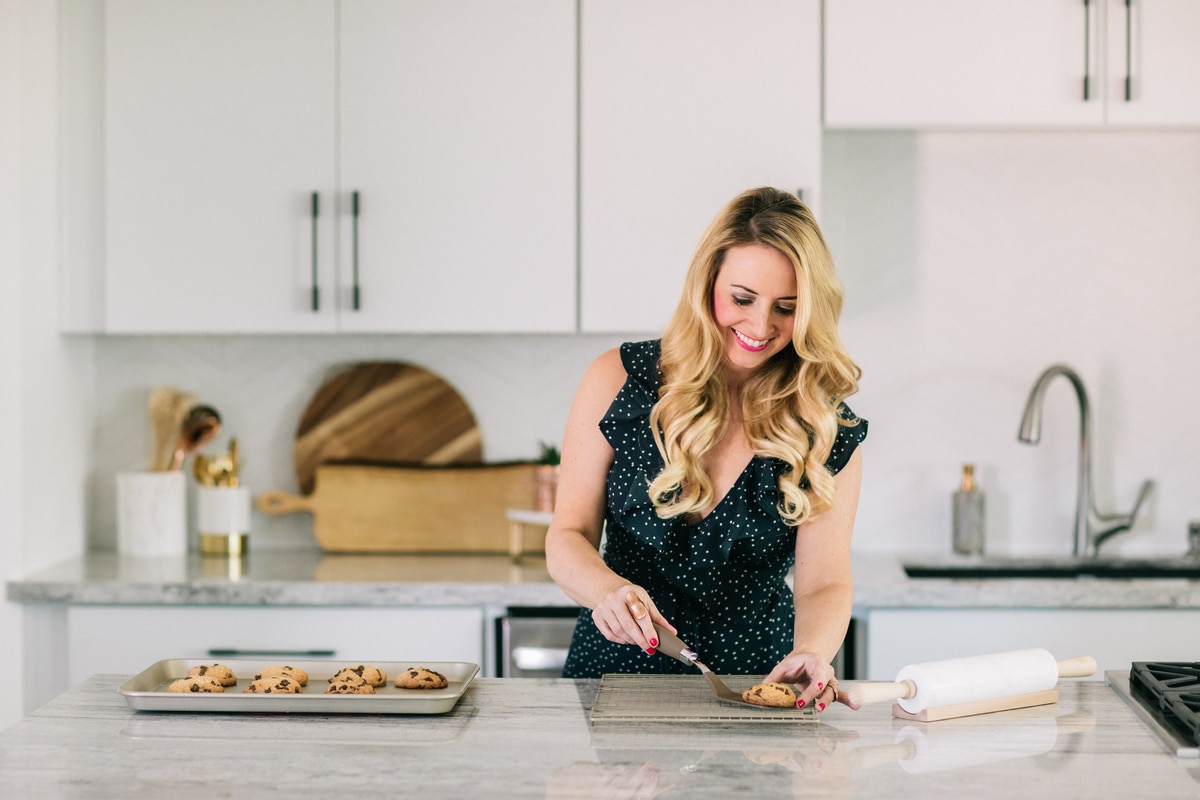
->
[776,306,796,316]
[732,295,753,307]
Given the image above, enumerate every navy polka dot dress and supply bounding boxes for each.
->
[562,340,868,679]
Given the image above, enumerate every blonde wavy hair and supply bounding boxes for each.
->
[648,187,862,527]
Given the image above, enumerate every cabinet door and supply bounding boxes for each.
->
[66,606,484,686]
[863,608,1200,680]
[104,0,338,333]
[579,0,821,333]
[338,0,577,333]
[824,0,1103,128]
[1104,0,1200,125]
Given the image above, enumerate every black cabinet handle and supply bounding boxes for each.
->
[352,190,361,311]
[1082,0,1092,101]
[1124,0,1133,101]
[310,191,320,311]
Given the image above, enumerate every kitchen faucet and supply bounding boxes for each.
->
[1017,364,1154,558]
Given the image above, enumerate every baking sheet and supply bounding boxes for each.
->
[120,659,478,715]
[589,674,818,723]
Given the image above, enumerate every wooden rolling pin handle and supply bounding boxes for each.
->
[1057,656,1097,678]
[844,679,917,709]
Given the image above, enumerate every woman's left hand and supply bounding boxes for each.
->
[765,653,857,712]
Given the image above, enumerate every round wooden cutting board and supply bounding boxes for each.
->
[293,362,483,495]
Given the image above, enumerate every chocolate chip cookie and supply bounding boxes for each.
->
[325,675,376,694]
[741,682,796,707]
[331,665,387,688]
[167,676,224,693]
[186,663,237,687]
[255,665,308,687]
[243,675,303,694]
[394,667,448,690]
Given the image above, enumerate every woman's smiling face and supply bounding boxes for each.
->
[711,243,798,378]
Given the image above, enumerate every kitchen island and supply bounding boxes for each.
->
[0,674,1196,798]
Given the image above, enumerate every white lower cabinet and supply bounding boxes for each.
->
[862,608,1200,680]
[65,606,484,688]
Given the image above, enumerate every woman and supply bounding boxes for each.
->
[545,187,866,712]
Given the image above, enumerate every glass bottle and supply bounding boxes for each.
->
[952,464,985,556]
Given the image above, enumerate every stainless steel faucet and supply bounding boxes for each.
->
[1017,364,1154,558]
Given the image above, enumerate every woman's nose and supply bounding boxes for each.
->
[747,305,773,336]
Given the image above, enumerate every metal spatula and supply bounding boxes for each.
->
[652,624,764,707]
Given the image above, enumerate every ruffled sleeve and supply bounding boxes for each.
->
[824,403,868,475]
[597,340,660,449]
[598,341,675,553]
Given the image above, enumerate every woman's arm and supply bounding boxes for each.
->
[765,446,863,710]
[544,348,671,652]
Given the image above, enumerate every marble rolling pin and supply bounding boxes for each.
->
[845,649,1097,716]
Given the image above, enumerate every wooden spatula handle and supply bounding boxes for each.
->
[1057,656,1097,678]
[843,679,917,708]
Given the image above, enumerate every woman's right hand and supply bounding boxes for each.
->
[590,585,675,655]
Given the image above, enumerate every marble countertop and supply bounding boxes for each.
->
[5,550,574,607]
[1,674,1196,798]
[7,550,1200,610]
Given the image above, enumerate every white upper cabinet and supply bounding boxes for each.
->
[337,0,576,333]
[102,0,575,334]
[1103,0,1200,125]
[579,0,822,333]
[104,0,338,333]
[824,0,1200,129]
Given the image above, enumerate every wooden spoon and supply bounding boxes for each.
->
[147,387,194,471]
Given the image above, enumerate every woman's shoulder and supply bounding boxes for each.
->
[573,347,628,408]
[579,340,662,394]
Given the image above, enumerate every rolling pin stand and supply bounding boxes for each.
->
[891,689,1060,722]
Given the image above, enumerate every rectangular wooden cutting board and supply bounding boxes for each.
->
[257,462,540,553]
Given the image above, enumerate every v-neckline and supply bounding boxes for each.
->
[684,456,756,527]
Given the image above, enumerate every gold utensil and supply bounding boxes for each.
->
[193,454,214,486]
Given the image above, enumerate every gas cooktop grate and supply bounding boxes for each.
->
[1128,662,1200,746]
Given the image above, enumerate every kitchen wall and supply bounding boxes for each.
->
[85,129,1200,560]
[825,128,1200,558]
[3,0,94,730]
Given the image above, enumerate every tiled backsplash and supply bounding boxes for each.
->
[90,130,1200,558]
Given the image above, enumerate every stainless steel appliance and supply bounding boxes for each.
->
[494,606,580,678]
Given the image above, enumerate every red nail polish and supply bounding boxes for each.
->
[818,702,826,712]
[797,699,805,708]
[817,682,824,690]
[650,638,658,648]
[646,648,656,656]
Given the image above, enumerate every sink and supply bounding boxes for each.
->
[902,557,1200,580]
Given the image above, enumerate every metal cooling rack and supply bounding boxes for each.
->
[589,674,817,723]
